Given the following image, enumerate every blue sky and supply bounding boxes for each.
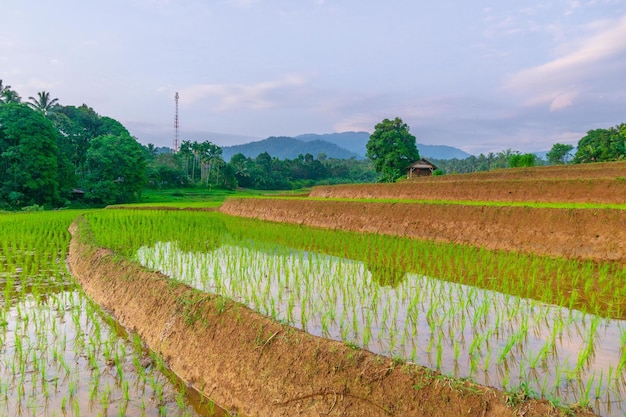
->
[2,0,625,154]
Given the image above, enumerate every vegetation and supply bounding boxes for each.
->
[574,124,626,163]
[0,104,64,208]
[0,83,147,209]
[429,149,543,174]
[0,210,211,416]
[547,143,575,165]
[508,152,538,168]
[366,117,420,182]
[146,149,376,191]
[84,208,626,416]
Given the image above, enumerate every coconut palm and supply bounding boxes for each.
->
[1,89,21,104]
[26,91,60,115]
[0,80,20,104]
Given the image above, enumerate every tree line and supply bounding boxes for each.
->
[1,80,146,209]
[146,146,376,191]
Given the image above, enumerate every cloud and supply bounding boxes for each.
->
[504,14,626,110]
[223,0,259,8]
[179,74,308,111]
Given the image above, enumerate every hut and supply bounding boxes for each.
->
[407,159,438,178]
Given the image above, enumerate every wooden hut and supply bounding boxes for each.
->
[407,159,437,178]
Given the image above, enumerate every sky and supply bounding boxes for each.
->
[2,0,626,155]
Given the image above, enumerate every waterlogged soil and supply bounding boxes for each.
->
[68,219,598,417]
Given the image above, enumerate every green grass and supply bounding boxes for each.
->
[112,187,308,208]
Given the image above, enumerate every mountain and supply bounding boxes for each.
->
[221,136,361,161]
[296,132,370,156]
[296,132,471,160]
[416,144,472,160]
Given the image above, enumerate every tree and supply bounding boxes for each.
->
[366,117,420,182]
[574,126,625,163]
[83,134,147,204]
[0,104,62,208]
[48,104,128,180]
[546,143,574,165]
[26,91,60,115]
[0,80,21,104]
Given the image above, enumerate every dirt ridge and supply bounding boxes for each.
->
[67,217,597,417]
[309,178,626,204]
[219,199,625,264]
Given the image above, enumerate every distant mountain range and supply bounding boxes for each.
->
[221,136,361,161]
[222,132,471,161]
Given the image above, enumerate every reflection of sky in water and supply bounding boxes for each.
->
[0,291,205,417]
[137,241,626,416]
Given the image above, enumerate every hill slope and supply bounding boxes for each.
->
[296,132,471,160]
[222,136,360,161]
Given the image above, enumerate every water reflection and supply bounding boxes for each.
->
[137,241,626,417]
[366,263,407,288]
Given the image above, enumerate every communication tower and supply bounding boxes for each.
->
[174,92,180,152]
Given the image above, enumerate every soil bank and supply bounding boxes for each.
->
[68,217,596,417]
[219,198,626,264]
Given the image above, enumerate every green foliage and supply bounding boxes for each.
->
[0,103,63,209]
[366,117,420,182]
[432,168,444,176]
[224,151,375,190]
[83,134,147,205]
[26,91,60,115]
[145,152,189,188]
[0,79,152,208]
[547,143,574,165]
[177,140,234,189]
[508,153,536,168]
[574,125,625,163]
[0,79,21,104]
[49,104,129,180]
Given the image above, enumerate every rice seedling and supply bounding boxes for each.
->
[0,211,220,416]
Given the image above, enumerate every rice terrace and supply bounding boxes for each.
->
[2,161,626,417]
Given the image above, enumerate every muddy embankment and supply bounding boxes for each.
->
[310,178,626,204]
[67,217,597,417]
[219,199,625,264]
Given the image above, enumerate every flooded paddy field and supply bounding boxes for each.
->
[0,211,225,417]
[86,209,625,416]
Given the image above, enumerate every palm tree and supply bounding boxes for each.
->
[2,90,21,104]
[0,80,20,104]
[26,91,59,115]
[0,79,10,99]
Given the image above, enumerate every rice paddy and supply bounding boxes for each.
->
[0,211,223,417]
[2,204,625,416]
[85,209,626,417]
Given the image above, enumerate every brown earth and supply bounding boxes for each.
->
[310,178,626,204]
[219,198,626,264]
[68,218,597,417]
[310,161,626,204]
[410,161,626,181]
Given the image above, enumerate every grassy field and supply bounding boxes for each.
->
[114,188,308,209]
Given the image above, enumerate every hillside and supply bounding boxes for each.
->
[221,136,360,161]
[296,132,472,159]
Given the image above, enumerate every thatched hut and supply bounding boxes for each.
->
[407,159,437,178]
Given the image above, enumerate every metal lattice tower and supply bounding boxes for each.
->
[174,92,180,152]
